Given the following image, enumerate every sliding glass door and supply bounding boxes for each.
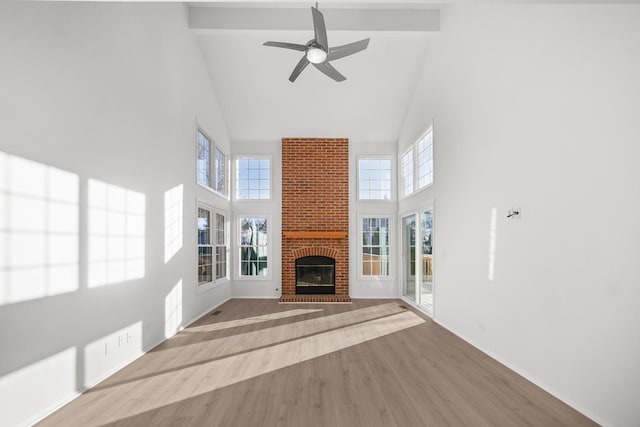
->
[402,216,416,302]
[402,208,434,315]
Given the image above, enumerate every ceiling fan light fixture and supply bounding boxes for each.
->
[306,47,327,64]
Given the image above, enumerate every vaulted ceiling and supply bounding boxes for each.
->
[190,2,439,143]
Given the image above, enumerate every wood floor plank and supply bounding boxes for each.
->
[36,299,598,427]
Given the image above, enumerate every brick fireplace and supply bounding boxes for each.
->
[281,138,349,300]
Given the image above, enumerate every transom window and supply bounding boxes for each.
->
[400,126,434,197]
[358,158,392,200]
[235,157,271,200]
[417,129,433,189]
[197,131,210,187]
[197,129,228,198]
[401,148,414,197]
[361,216,391,277]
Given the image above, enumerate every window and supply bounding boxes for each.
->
[401,148,414,197]
[239,217,268,277]
[197,205,228,286]
[197,129,227,197]
[358,158,392,200]
[197,207,213,284]
[215,148,226,195]
[361,216,390,277]
[417,129,433,189]
[235,157,270,200]
[197,131,210,187]
[215,213,227,280]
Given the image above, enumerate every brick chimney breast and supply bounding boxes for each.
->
[281,138,349,296]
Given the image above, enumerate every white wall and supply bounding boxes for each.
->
[350,141,398,298]
[0,3,231,426]
[399,5,640,426]
[230,140,282,298]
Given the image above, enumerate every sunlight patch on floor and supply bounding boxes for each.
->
[71,309,425,426]
[185,308,324,333]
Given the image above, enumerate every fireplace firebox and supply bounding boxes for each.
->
[295,256,335,294]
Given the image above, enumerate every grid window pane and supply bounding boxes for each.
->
[215,148,226,195]
[362,217,390,277]
[215,213,227,280]
[197,131,210,187]
[198,207,213,285]
[239,217,268,276]
[236,158,270,199]
[358,159,392,200]
[401,149,414,197]
[417,130,434,189]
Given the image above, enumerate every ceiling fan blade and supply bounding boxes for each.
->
[328,39,370,61]
[313,61,346,82]
[289,55,310,82]
[263,41,307,52]
[311,7,328,50]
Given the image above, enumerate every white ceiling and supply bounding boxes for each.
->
[193,3,437,143]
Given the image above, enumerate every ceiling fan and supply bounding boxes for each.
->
[263,5,370,82]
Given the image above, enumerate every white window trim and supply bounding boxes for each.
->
[235,213,272,280]
[196,127,229,200]
[356,155,396,202]
[357,213,394,281]
[399,125,434,200]
[197,200,230,293]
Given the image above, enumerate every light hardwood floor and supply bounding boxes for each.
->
[38,299,598,427]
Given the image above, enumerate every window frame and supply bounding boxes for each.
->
[197,200,229,291]
[196,128,229,200]
[358,214,394,280]
[233,155,272,201]
[400,147,414,198]
[357,155,395,202]
[416,128,434,190]
[399,126,434,199]
[235,214,271,280]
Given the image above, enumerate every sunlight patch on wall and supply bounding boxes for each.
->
[88,179,145,287]
[0,347,76,427]
[165,279,183,339]
[164,185,183,264]
[488,207,497,281]
[0,152,79,306]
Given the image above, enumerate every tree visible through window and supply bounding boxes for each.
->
[197,131,210,187]
[239,217,268,276]
[215,213,227,280]
[197,207,213,284]
[215,148,226,195]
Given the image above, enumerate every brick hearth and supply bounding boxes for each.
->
[281,138,349,300]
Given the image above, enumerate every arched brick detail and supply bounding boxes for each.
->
[292,247,338,260]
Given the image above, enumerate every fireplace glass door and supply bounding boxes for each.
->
[295,256,335,294]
